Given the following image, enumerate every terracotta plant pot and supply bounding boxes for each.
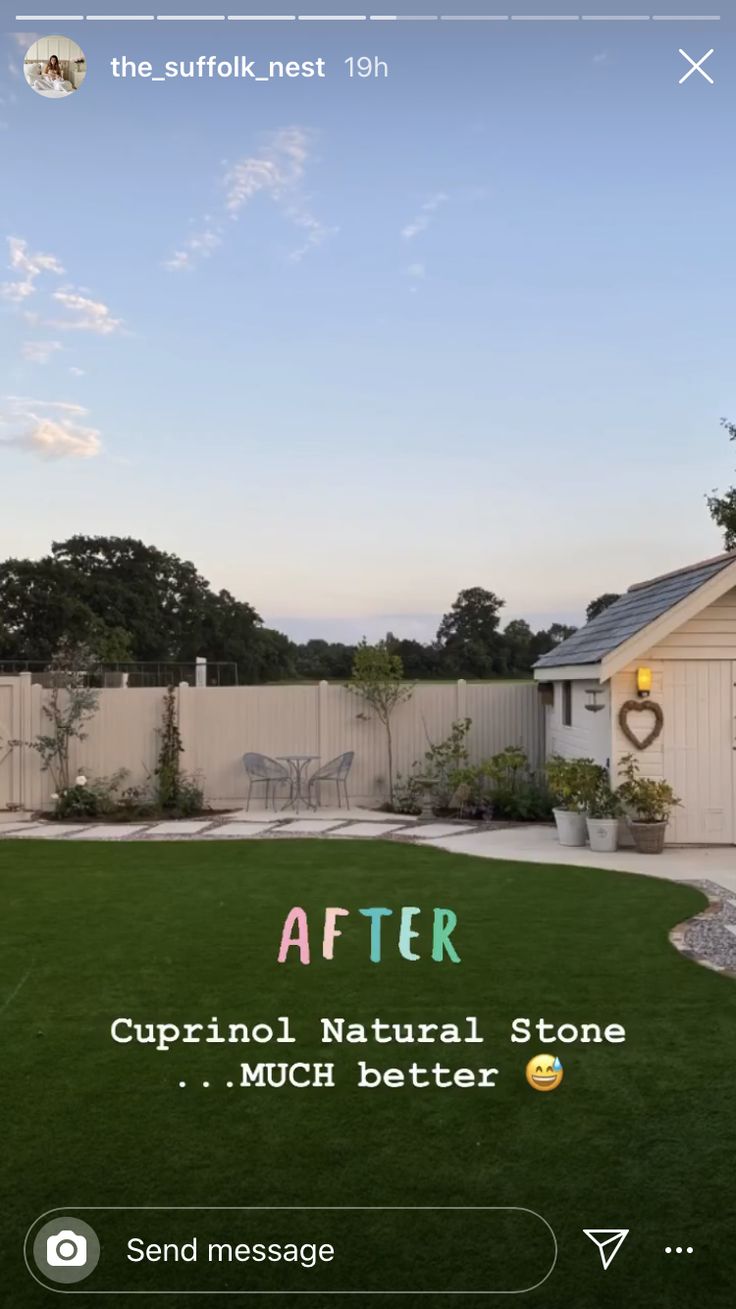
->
[553,808,587,847]
[629,820,667,855]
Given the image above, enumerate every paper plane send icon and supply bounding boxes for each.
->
[583,1229,629,1270]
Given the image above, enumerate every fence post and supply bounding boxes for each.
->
[456,678,467,721]
[177,681,194,777]
[318,680,329,760]
[195,657,207,688]
[18,672,32,811]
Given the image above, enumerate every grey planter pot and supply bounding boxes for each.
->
[629,820,668,855]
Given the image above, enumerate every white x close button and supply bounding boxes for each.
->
[678,49,715,85]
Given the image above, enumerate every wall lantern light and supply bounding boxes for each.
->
[636,667,652,699]
[585,688,605,713]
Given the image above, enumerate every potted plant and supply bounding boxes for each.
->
[585,779,622,853]
[546,756,604,847]
[617,754,681,855]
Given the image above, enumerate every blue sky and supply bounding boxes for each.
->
[1,4,734,642]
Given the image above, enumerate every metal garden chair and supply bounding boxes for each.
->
[243,752,293,811]
[307,751,355,810]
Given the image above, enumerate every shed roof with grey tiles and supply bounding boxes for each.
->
[534,553,736,670]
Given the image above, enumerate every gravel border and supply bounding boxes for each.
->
[670,879,736,977]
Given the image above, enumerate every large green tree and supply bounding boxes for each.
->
[502,619,534,675]
[0,536,295,683]
[529,621,578,666]
[294,639,356,681]
[586,592,621,623]
[384,632,441,679]
[707,419,736,550]
[436,587,507,677]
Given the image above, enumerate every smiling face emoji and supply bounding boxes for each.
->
[525,1052,564,1093]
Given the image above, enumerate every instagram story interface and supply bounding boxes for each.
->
[1,2,735,1306]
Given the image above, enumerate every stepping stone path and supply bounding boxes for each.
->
[0,814,479,843]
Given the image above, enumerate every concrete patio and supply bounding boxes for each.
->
[425,823,736,895]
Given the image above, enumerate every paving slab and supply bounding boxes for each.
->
[0,822,30,835]
[276,820,346,835]
[11,825,89,839]
[203,823,276,839]
[73,825,151,840]
[145,821,213,837]
[331,822,411,838]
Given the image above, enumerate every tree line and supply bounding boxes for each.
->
[0,536,592,682]
[2,427,732,683]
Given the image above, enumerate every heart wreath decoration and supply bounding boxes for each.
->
[618,699,664,751]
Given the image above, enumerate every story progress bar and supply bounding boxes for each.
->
[12,14,725,23]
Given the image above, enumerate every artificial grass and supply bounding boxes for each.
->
[1,837,735,1306]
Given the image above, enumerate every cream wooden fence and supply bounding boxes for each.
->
[0,676,544,811]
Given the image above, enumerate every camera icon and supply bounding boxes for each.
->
[32,1217,100,1284]
[47,1229,88,1267]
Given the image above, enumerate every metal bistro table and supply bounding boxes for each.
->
[278,754,319,813]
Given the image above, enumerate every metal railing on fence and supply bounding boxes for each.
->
[0,659,239,687]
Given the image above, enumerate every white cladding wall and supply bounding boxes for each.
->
[545,679,610,767]
[646,586,736,659]
[611,660,735,844]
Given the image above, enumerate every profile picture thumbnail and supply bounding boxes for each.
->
[23,34,86,99]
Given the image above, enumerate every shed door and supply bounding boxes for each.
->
[662,661,735,844]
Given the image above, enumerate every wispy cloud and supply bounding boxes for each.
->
[285,200,336,263]
[165,127,335,270]
[1,237,124,340]
[10,32,38,50]
[165,225,221,271]
[401,192,447,241]
[5,396,88,414]
[50,288,124,336]
[406,262,426,281]
[69,365,85,377]
[0,395,101,460]
[22,339,62,364]
[0,236,64,304]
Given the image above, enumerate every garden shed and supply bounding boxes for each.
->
[534,552,736,845]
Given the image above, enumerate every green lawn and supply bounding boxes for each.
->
[1,838,734,1306]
